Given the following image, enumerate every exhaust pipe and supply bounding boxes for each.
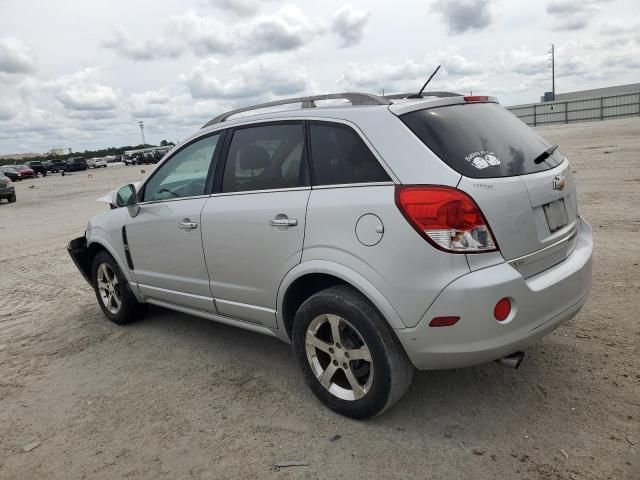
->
[496,351,525,369]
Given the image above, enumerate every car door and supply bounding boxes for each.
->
[125,132,223,312]
[200,122,310,328]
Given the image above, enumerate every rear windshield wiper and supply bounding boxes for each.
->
[533,144,559,164]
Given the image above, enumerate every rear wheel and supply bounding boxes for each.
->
[292,285,414,419]
[92,251,145,325]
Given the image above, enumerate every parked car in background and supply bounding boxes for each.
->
[65,157,88,172]
[68,92,593,419]
[46,159,67,173]
[0,166,21,181]
[11,164,35,179]
[26,160,46,176]
[0,171,16,203]
[87,158,107,169]
[123,155,138,166]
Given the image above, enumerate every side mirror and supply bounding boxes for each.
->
[116,184,138,207]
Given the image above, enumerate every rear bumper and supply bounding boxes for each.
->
[397,218,593,370]
[67,236,93,286]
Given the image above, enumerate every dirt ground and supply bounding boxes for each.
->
[1,118,638,480]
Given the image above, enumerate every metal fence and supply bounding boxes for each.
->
[507,91,640,127]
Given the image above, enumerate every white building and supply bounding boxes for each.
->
[48,148,71,156]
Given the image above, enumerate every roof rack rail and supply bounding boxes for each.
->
[383,91,463,100]
[202,92,391,128]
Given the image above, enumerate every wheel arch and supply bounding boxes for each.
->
[86,227,137,283]
[277,260,406,341]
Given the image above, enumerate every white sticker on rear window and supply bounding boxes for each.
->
[465,151,501,169]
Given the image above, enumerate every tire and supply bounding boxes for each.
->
[91,250,145,325]
[8,194,16,203]
[292,285,414,419]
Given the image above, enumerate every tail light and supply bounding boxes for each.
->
[395,185,499,253]
[464,96,489,102]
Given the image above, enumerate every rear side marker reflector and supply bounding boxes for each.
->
[494,298,511,322]
[395,185,499,253]
[429,316,460,327]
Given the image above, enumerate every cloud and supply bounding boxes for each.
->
[0,101,18,120]
[102,25,184,61]
[545,0,614,31]
[169,12,233,56]
[182,56,310,100]
[499,49,549,76]
[238,6,322,54]
[599,20,640,36]
[0,37,35,74]
[104,6,321,60]
[208,0,259,16]
[53,68,119,111]
[339,48,484,92]
[129,89,174,118]
[432,0,493,34]
[331,5,371,48]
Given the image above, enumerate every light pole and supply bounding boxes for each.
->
[138,121,146,145]
[549,44,555,101]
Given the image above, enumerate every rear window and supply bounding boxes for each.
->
[400,103,563,178]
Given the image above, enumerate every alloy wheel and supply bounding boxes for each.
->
[96,263,122,315]
[305,314,374,401]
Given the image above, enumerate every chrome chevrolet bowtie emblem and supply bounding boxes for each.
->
[553,175,566,191]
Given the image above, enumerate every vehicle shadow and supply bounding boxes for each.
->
[135,305,560,433]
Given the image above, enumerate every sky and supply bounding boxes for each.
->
[0,0,639,154]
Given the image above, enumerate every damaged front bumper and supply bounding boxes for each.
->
[67,236,93,286]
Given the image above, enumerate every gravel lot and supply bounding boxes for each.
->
[1,118,638,480]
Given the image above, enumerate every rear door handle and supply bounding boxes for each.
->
[178,219,198,231]
[269,217,298,227]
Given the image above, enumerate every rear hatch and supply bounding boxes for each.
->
[399,101,579,277]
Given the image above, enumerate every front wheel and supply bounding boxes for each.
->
[91,251,145,324]
[292,285,414,419]
[8,194,16,203]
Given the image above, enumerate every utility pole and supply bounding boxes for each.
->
[138,121,146,145]
[552,44,555,100]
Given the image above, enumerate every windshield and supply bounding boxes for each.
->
[400,103,564,178]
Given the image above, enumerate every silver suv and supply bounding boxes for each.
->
[68,92,593,418]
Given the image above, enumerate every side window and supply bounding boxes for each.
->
[143,134,220,202]
[309,123,390,186]
[222,123,307,193]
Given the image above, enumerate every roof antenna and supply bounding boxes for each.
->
[408,65,441,99]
